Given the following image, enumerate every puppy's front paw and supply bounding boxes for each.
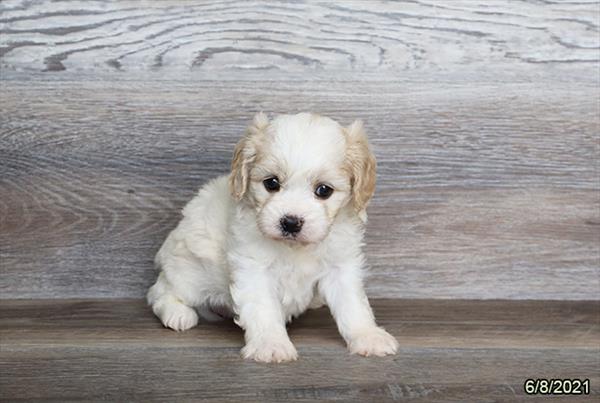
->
[241,337,298,363]
[348,327,399,357]
[160,302,199,332]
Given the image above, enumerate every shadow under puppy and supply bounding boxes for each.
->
[148,112,398,363]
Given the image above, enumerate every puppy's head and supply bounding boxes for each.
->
[230,112,376,244]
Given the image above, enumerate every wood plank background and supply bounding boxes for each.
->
[1,0,599,299]
[1,0,598,79]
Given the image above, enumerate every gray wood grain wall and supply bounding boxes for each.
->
[1,0,599,299]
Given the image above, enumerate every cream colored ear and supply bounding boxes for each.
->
[229,112,269,200]
[345,120,377,215]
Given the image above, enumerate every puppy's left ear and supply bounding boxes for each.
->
[344,120,377,219]
[229,112,269,200]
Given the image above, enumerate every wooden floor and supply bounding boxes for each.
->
[1,299,598,402]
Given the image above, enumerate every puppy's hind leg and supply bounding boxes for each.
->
[197,304,224,322]
[147,272,199,332]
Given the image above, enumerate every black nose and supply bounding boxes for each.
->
[280,215,303,234]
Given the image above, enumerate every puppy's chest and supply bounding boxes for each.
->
[270,254,325,319]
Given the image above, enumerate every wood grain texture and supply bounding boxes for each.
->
[1,0,598,80]
[1,299,598,402]
[1,1,599,299]
[1,80,599,299]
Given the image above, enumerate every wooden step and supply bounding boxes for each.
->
[1,299,598,401]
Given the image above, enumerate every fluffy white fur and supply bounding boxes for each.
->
[147,112,398,363]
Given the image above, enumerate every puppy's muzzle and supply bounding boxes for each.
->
[280,215,303,236]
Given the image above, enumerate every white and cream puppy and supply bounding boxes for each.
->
[147,112,398,363]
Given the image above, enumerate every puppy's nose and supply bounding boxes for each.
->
[280,215,303,234]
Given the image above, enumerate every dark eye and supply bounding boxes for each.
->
[263,177,281,192]
[314,184,334,199]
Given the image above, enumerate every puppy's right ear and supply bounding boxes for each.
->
[229,112,269,200]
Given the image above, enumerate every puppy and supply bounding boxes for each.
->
[147,112,398,362]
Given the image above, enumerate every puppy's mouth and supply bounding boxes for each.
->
[279,231,309,244]
[265,228,313,245]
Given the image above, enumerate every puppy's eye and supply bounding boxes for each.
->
[263,177,281,192]
[314,184,334,199]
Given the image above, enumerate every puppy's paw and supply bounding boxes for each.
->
[159,302,199,332]
[241,337,298,363]
[348,327,399,357]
